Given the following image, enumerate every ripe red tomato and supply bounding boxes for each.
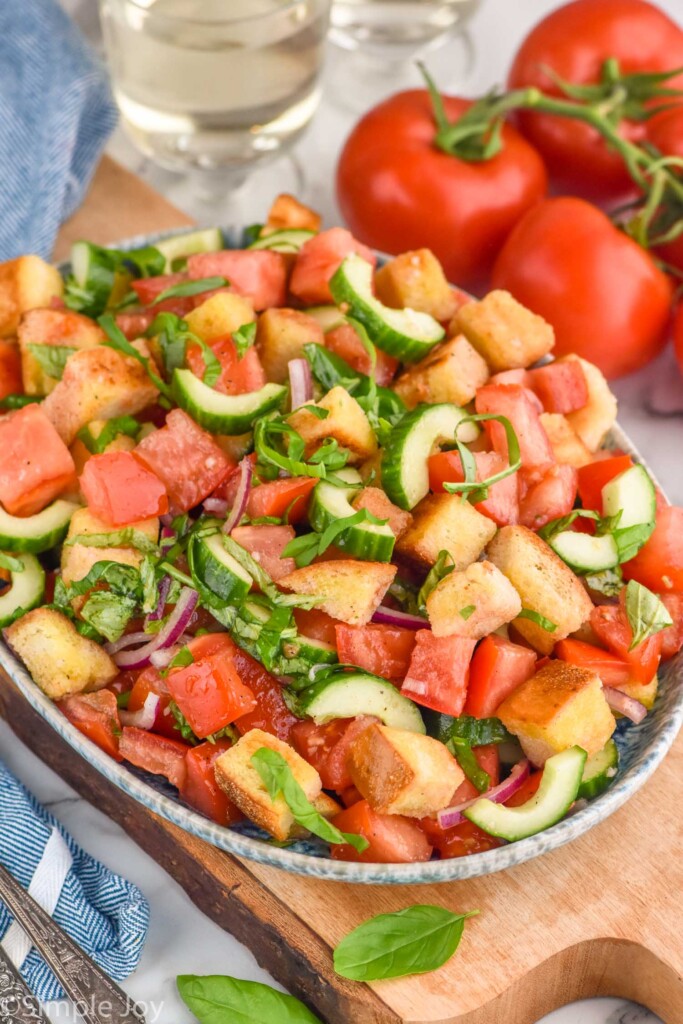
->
[492,197,673,379]
[622,505,683,592]
[508,0,683,205]
[673,300,683,379]
[336,90,548,293]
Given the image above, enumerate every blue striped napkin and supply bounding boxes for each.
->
[0,0,117,262]
[0,760,149,1001]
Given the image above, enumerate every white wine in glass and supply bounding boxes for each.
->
[330,0,480,54]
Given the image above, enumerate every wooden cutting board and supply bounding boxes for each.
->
[3,156,682,1024]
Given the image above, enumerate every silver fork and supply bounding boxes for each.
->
[0,942,49,1022]
[0,863,145,1023]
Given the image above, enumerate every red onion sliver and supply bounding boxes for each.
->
[288,357,313,410]
[105,631,149,656]
[604,686,648,724]
[372,606,430,630]
[203,497,229,517]
[113,587,198,670]
[147,574,171,623]
[437,759,531,829]
[149,635,193,670]
[120,692,160,730]
[223,456,253,535]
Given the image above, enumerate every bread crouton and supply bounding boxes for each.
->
[256,309,324,383]
[456,290,554,372]
[278,560,396,625]
[61,508,159,588]
[214,729,322,841]
[184,292,255,343]
[426,560,522,638]
[351,487,413,540]
[396,493,497,570]
[4,608,117,700]
[375,249,459,323]
[561,355,618,452]
[497,661,615,766]
[0,256,63,337]
[266,193,321,233]
[348,723,463,816]
[393,334,489,410]
[540,413,593,468]
[313,791,343,819]
[41,341,159,444]
[18,309,104,395]
[487,526,594,654]
[287,385,377,464]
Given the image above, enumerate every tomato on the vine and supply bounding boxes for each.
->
[644,106,683,274]
[508,0,683,205]
[673,300,683,379]
[492,197,673,379]
[336,90,548,293]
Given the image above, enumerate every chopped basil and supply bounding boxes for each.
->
[417,550,455,613]
[99,312,172,399]
[79,590,137,643]
[459,605,476,620]
[624,579,673,651]
[27,343,76,380]
[282,508,387,568]
[0,553,24,573]
[232,321,257,360]
[151,276,227,305]
[65,528,160,555]
[77,415,141,454]
[443,413,521,503]
[518,608,557,632]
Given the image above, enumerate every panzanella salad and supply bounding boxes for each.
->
[0,194,681,863]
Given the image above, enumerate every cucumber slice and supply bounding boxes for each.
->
[577,739,618,800]
[299,671,426,733]
[155,228,223,271]
[0,554,45,627]
[382,403,479,510]
[249,228,315,253]
[188,532,252,605]
[0,500,80,554]
[309,468,395,562]
[549,530,619,573]
[173,369,286,434]
[464,746,587,841]
[283,635,338,666]
[304,306,346,332]
[602,464,656,561]
[329,254,445,362]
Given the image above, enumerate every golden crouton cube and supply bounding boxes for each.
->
[540,413,593,469]
[278,559,396,625]
[375,249,459,323]
[396,493,497,570]
[561,355,618,452]
[18,308,104,395]
[497,661,616,766]
[487,526,594,654]
[287,385,377,464]
[266,193,322,233]
[61,508,159,588]
[456,290,554,372]
[393,334,489,410]
[348,723,463,816]
[352,487,413,540]
[256,309,324,383]
[183,292,255,343]
[314,791,343,819]
[0,255,64,337]
[214,729,322,841]
[41,341,159,444]
[426,560,522,638]
[4,608,118,700]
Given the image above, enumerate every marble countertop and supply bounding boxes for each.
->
[13,0,680,1020]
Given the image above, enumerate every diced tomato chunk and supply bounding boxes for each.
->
[335,623,416,681]
[519,463,578,531]
[80,450,168,526]
[475,383,555,473]
[622,506,683,593]
[291,716,376,791]
[246,476,317,524]
[505,770,542,806]
[420,818,503,859]
[0,404,76,516]
[188,250,287,310]
[554,638,632,689]
[136,409,232,515]
[659,592,683,661]
[119,727,189,789]
[58,691,122,761]
[115,310,156,339]
[180,739,243,825]
[186,336,266,396]
[0,341,22,400]
[293,607,341,647]
[402,631,476,716]
[127,666,179,740]
[230,524,296,581]
[290,228,377,306]
[464,635,537,718]
[428,450,519,526]
[167,633,257,739]
[577,455,633,512]
[590,602,661,684]
[527,361,589,414]
[330,800,433,863]
[448,744,501,806]
[324,322,398,386]
[231,645,299,741]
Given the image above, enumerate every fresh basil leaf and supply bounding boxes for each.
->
[27,344,76,380]
[124,244,166,279]
[250,747,369,852]
[0,553,24,573]
[117,691,131,710]
[624,579,673,650]
[80,590,137,643]
[65,528,160,555]
[140,555,159,613]
[333,905,479,981]
[232,321,257,360]
[538,508,602,542]
[98,312,172,399]
[447,715,512,746]
[584,566,623,597]
[151,276,227,305]
[63,560,142,601]
[518,608,557,632]
[298,404,330,420]
[443,413,520,503]
[177,974,322,1024]
[459,605,476,620]
[168,700,200,743]
[242,223,266,246]
[254,417,332,482]
[282,508,387,568]
[614,522,655,564]
[449,736,490,793]
[77,415,140,455]
[417,550,455,613]
[64,242,165,317]
[0,394,41,410]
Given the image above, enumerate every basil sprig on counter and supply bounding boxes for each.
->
[177,975,322,1024]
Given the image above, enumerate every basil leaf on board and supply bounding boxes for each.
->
[624,579,673,650]
[27,344,76,380]
[232,321,257,359]
[250,748,369,853]
[77,415,140,455]
[79,590,137,643]
[443,413,521,503]
[151,276,227,304]
[417,550,455,613]
[0,552,24,573]
[518,608,557,632]
[449,736,490,793]
[333,904,479,981]
[177,974,322,1024]
[65,528,160,555]
[98,312,172,399]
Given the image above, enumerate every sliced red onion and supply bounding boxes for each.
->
[203,497,229,517]
[437,759,531,829]
[372,606,430,630]
[147,574,171,622]
[113,587,198,669]
[223,456,253,534]
[604,686,648,724]
[149,635,193,670]
[288,357,313,410]
[105,631,149,656]
[119,693,160,730]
